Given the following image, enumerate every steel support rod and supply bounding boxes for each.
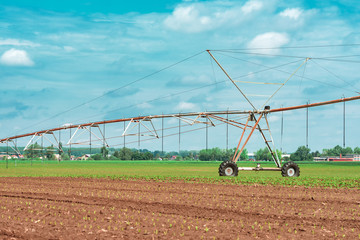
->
[123,121,126,148]
[162,116,164,156]
[89,126,92,155]
[206,117,208,151]
[6,141,8,169]
[280,106,284,151]
[59,130,61,158]
[226,109,229,150]
[232,115,250,162]
[103,122,106,148]
[306,100,309,148]
[41,134,44,162]
[138,120,140,152]
[178,115,181,155]
[207,50,256,110]
[343,96,346,148]
[234,113,263,163]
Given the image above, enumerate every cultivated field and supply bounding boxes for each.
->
[0,161,360,239]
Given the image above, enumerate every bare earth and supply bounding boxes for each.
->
[0,177,359,239]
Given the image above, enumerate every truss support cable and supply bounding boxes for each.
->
[234,80,283,85]
[262,57,310,108]
[207,50,257,110]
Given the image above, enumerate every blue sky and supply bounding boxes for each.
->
[0,0,360,153]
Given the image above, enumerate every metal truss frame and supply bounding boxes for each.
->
[67,123,109,147]
[122,117,159,138]
[24,130,63,153]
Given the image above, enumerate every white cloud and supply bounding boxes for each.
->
[279,8,302,20]
[64,46,76,52]
[138,102,152,109]
[176,101,197,112]
[0,48,34,66]
[241,0,263,14]
[163,1,264,33]
[0,38,39,47]
[164,5,213,33]
[248,32,290,54]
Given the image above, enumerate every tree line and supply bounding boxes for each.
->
[1,144,359,161]
[290,145,360,162]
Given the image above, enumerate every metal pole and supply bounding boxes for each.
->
[306,100,309,148]
[226,109,229,151]
[343,96,346,148]
[59,129,61,161]
[103,122,106,148]
[281,106,284,152]
[41,134,43,164]
[123,121,126,148]
[15,139,17,167]
[103,122,106,159]
[89,126,92,155]
[206,117,208,151]
[138,120,140,152]
[6,141,8,169]
[178,115,181,155]
[162,116,164,156]
[69,128,72,159]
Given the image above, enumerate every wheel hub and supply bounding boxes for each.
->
[287,168,295,177]
[225,167,234,176]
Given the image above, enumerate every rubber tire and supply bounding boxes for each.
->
[219,161,239,177]
[281,161,300,177]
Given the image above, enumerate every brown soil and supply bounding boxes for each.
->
[0,177,359,239]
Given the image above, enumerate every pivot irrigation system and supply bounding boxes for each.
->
[1,49,360,177]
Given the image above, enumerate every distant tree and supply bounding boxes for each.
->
[311,150,320,157]
[108,155,118,160]
[333,145,343,156]
[131,151,142,160]
[24,143,42,158]
[239,149,249,161]
[153,150,162,158]
[113,151,120,159]
[119,148,132,160]
[46,145,56,160]
[143,151,154,160]
[267,149,282,162]
[199,149,211,161]
[61,153,70,160]
[255,147,271,161]
[342,147,353,155]
[322,145,353,156]
[101,146,109,159]
[354,147,360,154]
[91,153,102,160]
[290,146,313,161]
[198,148,238,161]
